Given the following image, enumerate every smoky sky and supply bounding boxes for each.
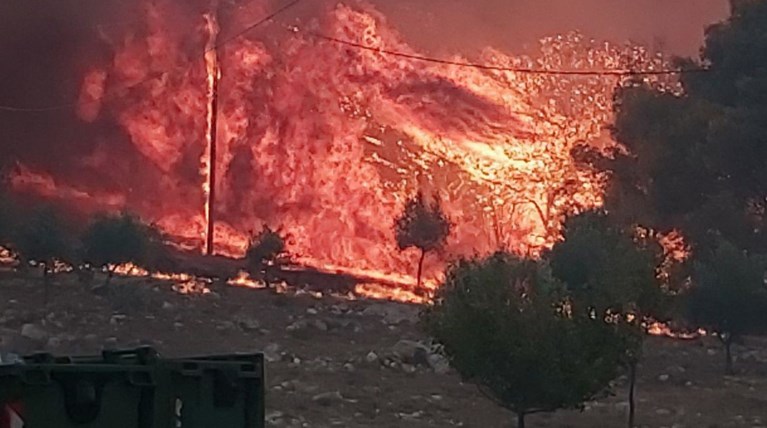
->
[372,0,729,56]
[0,0,729,176]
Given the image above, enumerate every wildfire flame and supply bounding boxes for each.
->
[9,0,678,296]
[227,270,266,289]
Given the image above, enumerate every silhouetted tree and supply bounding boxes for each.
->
[548,211,667,428]
[246,226,287,285]
[580,0,767,254]
[395,192,451,289]
[0,191,13,246]
[13,207,71,305]
[423,253,627,428]
[81,212,154,287]
[686,240,767,374]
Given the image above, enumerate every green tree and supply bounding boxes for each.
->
[0,191,13,245]
[422,253,627,428]
[547,211,667,428]
[686,239,767,374]
[80,212,154,286]
[395,192,451,289]
[580,0,767,254]
[13,207,72,305]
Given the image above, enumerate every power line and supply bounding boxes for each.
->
[208,0,301,53]
[0,0,304,113]
[312,33,709,77]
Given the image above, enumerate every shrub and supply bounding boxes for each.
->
[80,212,154,286]
[13,206,72,305]
[247,225,286,265]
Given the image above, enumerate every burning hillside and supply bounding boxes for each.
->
[5,0,676,288]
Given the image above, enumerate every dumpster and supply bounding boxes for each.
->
[0,347,265,428]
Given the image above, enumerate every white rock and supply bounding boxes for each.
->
[392,340,430,366]
[312,391,343,407]
[20,324,47,341]
[264,343,281,363]
[362,303,419,324]
[427,353,450,375]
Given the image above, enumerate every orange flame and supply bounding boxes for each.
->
[226,270,266,289]
[9,1,680,300]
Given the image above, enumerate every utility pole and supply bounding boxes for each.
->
[203,1,220,256]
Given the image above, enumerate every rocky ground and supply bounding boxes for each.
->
[0,268,766,428]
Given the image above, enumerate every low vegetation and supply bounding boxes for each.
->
[11,206,72,305]
[80,212,158,286]
[247,226,287,285]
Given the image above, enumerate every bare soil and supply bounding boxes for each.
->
[0,268,765,428]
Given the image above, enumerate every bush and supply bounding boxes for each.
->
[246,226,286,268]
[80,212,155,286]
[12,206,72,304]
[423,253,627,428]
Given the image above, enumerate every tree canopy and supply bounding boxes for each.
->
[588,0,767,254]
[547,211,666,320]
[687,239,767,373]
[81,212,152,270]
[395,192,451,288]
[422,253,627,428]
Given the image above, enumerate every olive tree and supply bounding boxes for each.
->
[395,192,451,288]
[687,239,767,374]
[547,211,667,427]
[423,253,627,428]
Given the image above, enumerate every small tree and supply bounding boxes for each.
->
[80,212,153,286]
[687,239,767,374]
[423,253,627,428]
[395,192,451,288]
[0,191,15,246]
[547,211,667,428]
[13,207,72,305]
[246,226,286,284]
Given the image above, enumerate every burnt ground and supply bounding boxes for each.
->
[0,268,766,428]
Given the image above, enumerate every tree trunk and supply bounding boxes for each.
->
[42,265,50,307]
[628,361,637,428]
[724,336,734,375]
[105,268,115,287]
[517,412,526,428]
[416,248,426,289]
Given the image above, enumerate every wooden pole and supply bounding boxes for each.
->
[204,2,220,256]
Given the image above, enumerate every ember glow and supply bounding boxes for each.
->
[8,1,676,294]
[112,262,212,295]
